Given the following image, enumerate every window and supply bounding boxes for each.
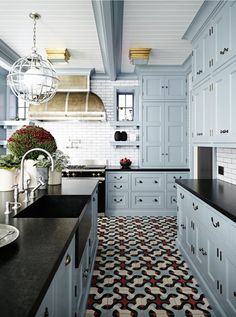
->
[17,99,29,120]
[117,91,134,121]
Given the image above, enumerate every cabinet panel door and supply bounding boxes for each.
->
[142,102,165,167]
[131,192,165,209]
[165,76,186,100]
[142,75,165,99]
[225,255,236,315]
[164,103,187,166]
[131,173,165,191]
[35,283,55,317]
[193,39,204,84]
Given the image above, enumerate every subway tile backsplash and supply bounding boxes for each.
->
[7,79,140,166]
[216,147,236,185]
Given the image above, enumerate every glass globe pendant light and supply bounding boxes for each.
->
[7,12,59,104]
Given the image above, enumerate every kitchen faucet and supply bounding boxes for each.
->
[20,148,54,193]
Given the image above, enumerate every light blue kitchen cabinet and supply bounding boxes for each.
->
[176,184,236,317]
[192,36,205,85]
[142,102,187,167]
[142,75,186,100]
[164,103,187,167]
[142,102,165,167]
[35,237,75,317]
[106,171,189,216]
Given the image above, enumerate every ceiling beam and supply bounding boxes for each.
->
[92,0,124,81]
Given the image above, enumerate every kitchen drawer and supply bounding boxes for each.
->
[202,205,229,243]
[167,182,178,192]
[131,173,165,191]
[166,192,177,209]
[167,172,189,183]
[131,192,164,209]
[108,182,129,192]
[185,192,205,223]
[107,172,129,183]
[107,193,129,209]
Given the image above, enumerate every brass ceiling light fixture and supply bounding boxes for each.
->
[7,12,59,104]
[46,48,71,64]
[129,48,151,65]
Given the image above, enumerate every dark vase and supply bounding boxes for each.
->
[114,131,122,141]
[121,131,127,141]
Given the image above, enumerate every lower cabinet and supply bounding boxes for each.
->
[35,188,98,317]
[176,185,236,317]
[106,171,189,215]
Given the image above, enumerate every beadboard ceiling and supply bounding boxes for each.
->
[121,0,204,72]
[0,0,203,76]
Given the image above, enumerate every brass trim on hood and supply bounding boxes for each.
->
[28,92,106,121]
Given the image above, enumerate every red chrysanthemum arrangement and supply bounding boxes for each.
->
[7,125,57,160]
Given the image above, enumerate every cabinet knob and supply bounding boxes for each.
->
[173,185,176,189]
[220,50,224,55]
[154,180,158,184]
[139,199,143,202]
[93,197,96,201]
[114,185,122,189]
[154,199,158,202]
[165,86,168,89]
[161,153,165,156]
[172,198,177,203]
[202,251,207,256]
[165,153,168,156]
[224,47,229,52]
[234,291,236,297]
[161,86,165,88]
[83,268,89,279]
[65,254,71,266]
[139,180,143,184]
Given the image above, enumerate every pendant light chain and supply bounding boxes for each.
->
[32,16,37,53]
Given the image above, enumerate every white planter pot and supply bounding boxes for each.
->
[0,169,17,191]
[48,170,62,185]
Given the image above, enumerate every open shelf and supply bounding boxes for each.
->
[111,141,140,147]
[110,121,140,128]
[0,120,34,128]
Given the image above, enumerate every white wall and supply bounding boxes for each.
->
[7,79,140,166]
[216,147,236,185]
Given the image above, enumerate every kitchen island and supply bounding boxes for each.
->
[0,179,98,317]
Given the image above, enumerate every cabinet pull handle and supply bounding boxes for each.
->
[220,129,229,134]
[44,307,49,317]
[114,198,123,203]
[199,248,204,252]
[211,217,220,228]
[115,176,122,180]
[83,268,89,279]
[202,251,207,256]
[180,193,184,199]
[181,224,186,229]
[139,180,143,183]
[220,50,224,55]
[172,198,177,203]
[192,203,198,211]
[224,47,229,52]
[234,291,236,297]
[65,254,71,266]
[114,185,122,189]
[154,180,158,184]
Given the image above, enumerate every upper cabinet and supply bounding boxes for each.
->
[142,75,186,100]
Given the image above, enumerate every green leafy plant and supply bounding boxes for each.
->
[34,150,69,171]
[0,154,20,170]
[7,125,57,160]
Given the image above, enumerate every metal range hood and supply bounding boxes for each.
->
[28,73,106,121]
[28,91,106,121]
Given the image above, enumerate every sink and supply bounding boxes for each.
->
[15,195,89,218]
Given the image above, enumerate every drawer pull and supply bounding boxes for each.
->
[173,176,176,179]
[139,180,143,184]
[181,224,186,229]
[172,198,177,203]
[83,268,89,279]
[114,198,123,203]
[173,185,176,189]
[224,47,229,53]
[154,199,158,202]
[114,176,122,180]
[220,50,224,55]
[234,291,236,297]
[139,199,143,202]
[65,254,71,266]
[202,250,207,256]
[180,193,184,199]
[192,203,198,211]
[114,185,122,189]
[44,308,49,317]
[199,248,204,252]
[154,180,158,184]
[211,217,220,228]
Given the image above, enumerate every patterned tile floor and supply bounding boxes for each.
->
[86,216,213,317]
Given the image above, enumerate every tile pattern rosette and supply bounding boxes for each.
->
[86,216,213,317]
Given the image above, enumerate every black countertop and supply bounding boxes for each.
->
[176,179,236,223]
[0,180,98,317]
[106,165,190,172]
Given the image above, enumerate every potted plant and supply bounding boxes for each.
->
[0,154,20,191]
[7,125,57,187]
[49,150,70,185]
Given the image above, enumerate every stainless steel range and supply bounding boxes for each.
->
[62,163,106,213]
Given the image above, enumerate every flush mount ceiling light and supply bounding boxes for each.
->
[46,48,71,64]
[7,12,59,104]
[129,48,151,65]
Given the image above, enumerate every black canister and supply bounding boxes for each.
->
[121,131,127,141]
[114,131,122,141]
